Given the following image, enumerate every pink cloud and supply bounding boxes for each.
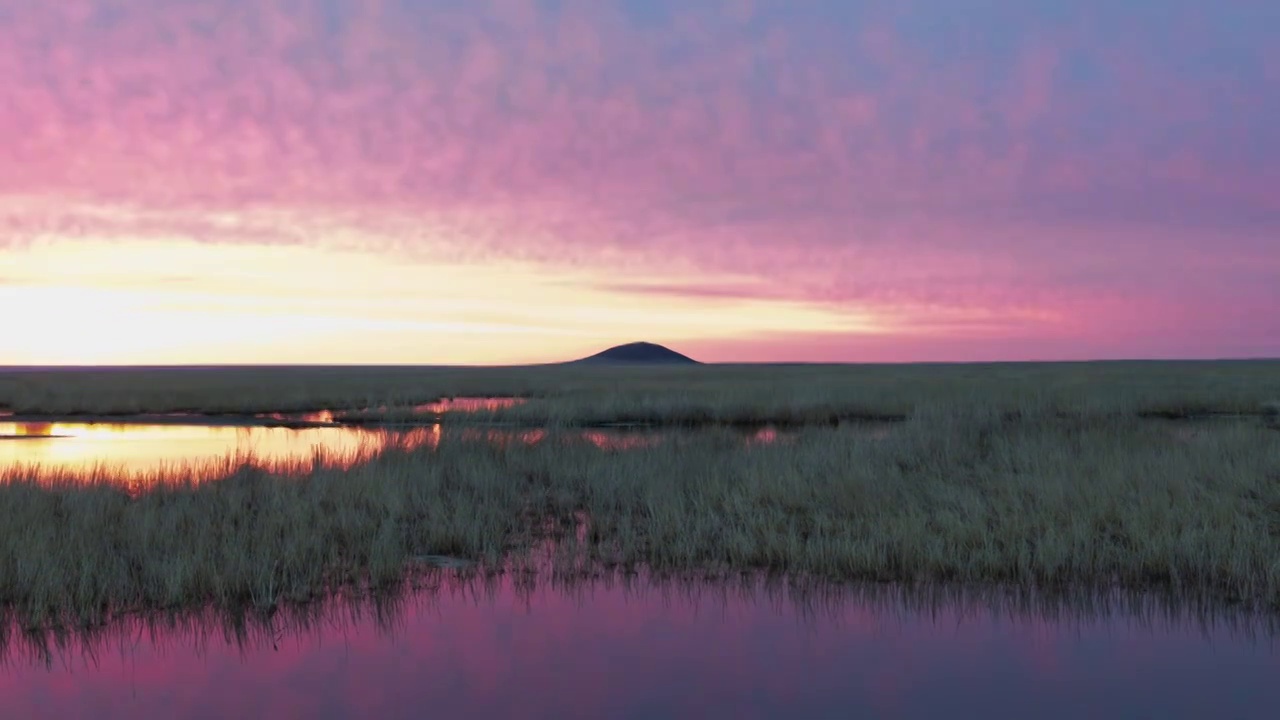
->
[0,0,1275,360]
[0,1,1268,220]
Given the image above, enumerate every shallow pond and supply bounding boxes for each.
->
[0,421,437,475]
[1,574,1276,719]
[0,419,797,478]
[0,413,1216,481]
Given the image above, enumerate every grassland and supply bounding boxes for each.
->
[3,360,1279,424]
[2,381,1279,628]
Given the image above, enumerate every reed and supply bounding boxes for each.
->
[2,405,1278,628]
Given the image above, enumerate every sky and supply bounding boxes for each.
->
[1,0,1277,365]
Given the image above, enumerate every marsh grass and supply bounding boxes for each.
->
[3,361,1280,425]
[2,406,1280,628]
[1264,400,1280,426]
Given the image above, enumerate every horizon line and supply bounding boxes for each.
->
[1,356,1278,371]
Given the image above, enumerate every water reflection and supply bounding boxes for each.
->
[580,429,664,450]
[2,422,60,438]
[252,409,337,424]
[1,574,1276,719]
[257,397,526,424]
[413,396,526,414]
[454,427,674,450]
[0,421,439,477]
[0,422,798,480]
[458,427,548,447]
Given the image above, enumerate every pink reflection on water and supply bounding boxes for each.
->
[580,430,663,450]
[249,398,523,425]
[0,575,1275,719]
[413,397,525,414]
[451,426,809,451]
[453,427,664,450]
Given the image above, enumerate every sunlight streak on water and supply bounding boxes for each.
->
[0,422,437,479]
[0,416,803,484]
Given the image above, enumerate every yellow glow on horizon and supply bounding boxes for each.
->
[2,237,888,365]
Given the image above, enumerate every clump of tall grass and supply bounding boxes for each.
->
[3,408,1280,628]
[1264,401,1280,422]
[0,443,526,629]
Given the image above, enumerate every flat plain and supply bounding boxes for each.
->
[1,360,1278,629]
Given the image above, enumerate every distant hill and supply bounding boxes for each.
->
[573,342,699,365]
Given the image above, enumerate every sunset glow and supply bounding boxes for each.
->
[0,421,439,479]
[2,1,1276,364]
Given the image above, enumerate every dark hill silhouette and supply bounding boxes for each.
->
[573,342,699,365]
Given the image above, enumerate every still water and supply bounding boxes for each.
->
[0,397,535,476]
[1,574,1276,719]
[0,421,439,476]
[0,419,793,477]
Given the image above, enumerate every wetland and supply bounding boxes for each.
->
[1,361,1279,717]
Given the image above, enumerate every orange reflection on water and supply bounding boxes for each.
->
[253,410,337,424]
[8,422,57,437]
[0,421,435,482]
[0,418,817,490]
